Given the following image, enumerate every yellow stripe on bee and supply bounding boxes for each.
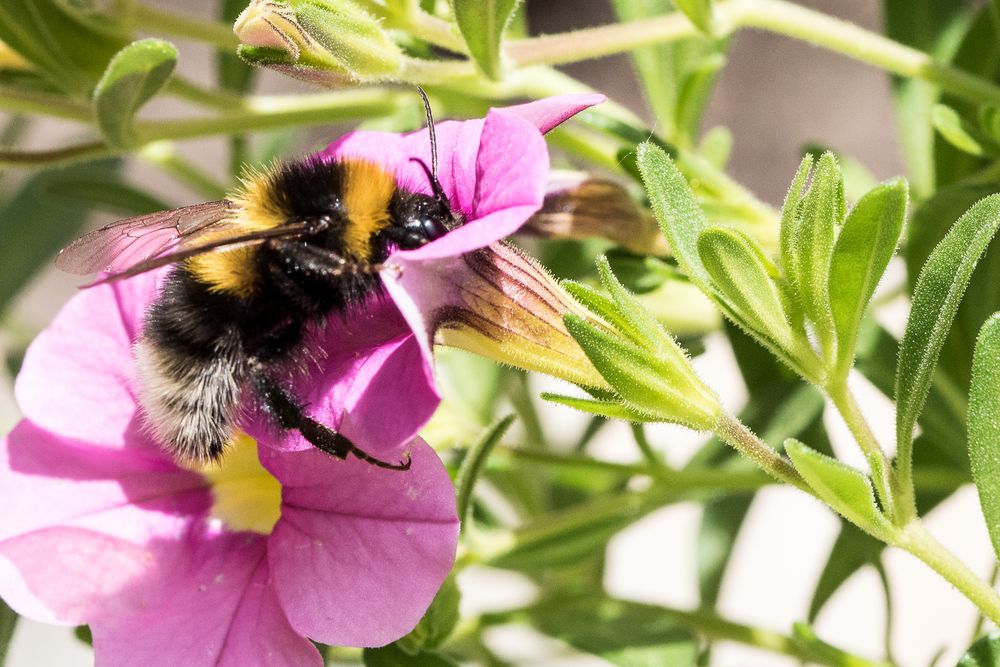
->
[186,164,287,298]
[341,159,396,261]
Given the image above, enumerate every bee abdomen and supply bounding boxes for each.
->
[134,338,244,463]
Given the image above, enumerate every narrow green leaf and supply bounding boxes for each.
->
[0,599,17,664]
[896,194,1000,457]
[969,313,1000,561]
[828,179,907,379]
[932,104,992,156]
[0,160,123,313]
[527,597,697,667]
[793,152,843,358]
[451,0,520,80]
[395,576,460,654]
[363,645,457,666]
[959,632,1000,667]
[808,522,883,621]
[785,439,892,536]
[779,155,814,282]
[698,227,794,350]
[636,142,711,291]
[93,39,177,148]
[801,144,879,203]
[455,415,515,529]
[674,0,714,33]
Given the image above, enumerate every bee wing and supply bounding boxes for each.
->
[56,200,239,276]
[86,222,313,287]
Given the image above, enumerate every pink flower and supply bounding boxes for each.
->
[0,94,604,664]
[1,271,459,664]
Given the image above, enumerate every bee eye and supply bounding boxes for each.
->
[421,214,449,241]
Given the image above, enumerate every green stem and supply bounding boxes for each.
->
[130,4,239,51]
[0,142,116,168]
[140,142,230,200]
[506,0,1000,108]
[631,423,668,470]
[714,413,811,493]
[164,77,244,112]
[493,598,890,667]
[134,89,401,143]
[828,384,898,519]
[0,86,91,122]
[898,520,1000,625]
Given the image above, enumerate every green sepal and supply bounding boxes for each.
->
[93,39,177,148]
[296,0,403,80]
[968,313,1000,562]
[785,439,893,538]
[451,0,521,80]
[897,194,1000,459]
[698,226,795,351]
[541,392,659,422]
[595,254,678,357]
[564,313,719,430]
[828,178,908,381]
[454,415,515,529]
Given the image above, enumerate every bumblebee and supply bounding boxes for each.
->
[57,91,462,469]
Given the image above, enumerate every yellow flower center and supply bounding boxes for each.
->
[200,433,282,535]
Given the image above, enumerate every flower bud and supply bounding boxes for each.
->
[234,0,404,84]
[383,243,611,390]
[521,172,668,256]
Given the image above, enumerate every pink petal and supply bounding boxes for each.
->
[501,93,607,133]
[264,440,458,647]
[243,300,438,455]
[92,531,320,667]
[0,421,208,623]
[393,110,549,261]
[14,271,161,449]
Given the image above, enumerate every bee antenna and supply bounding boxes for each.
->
[417,86,438,178]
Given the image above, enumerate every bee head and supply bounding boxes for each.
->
[391,189,463,250]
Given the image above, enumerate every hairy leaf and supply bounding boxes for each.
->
[93,39,177,148]
[451,0,521,79]
[969,314,1000,561]
[897,195,1000,460]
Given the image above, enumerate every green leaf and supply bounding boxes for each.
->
[455,415,515,528]
[792,152,843,359]
[0,160,123,313]
[959,632,1000,667]
[969,313,1000,562]
[674,0,714,34]
[0,599,17,664]
[698,227,794,350]
[896,194,1000,459]
[801,144,879,203]
[779,155,813,282]
[932,104,994,156]
[785,439,892,536]
[0,0,127,96]
[395,576,460,654]
[636,143,711,291]
[828,178,907,380]
[451,0,520,80]
[527,596,697,667]
[363,644,457,666]
[807,522,883,621]
[93,39,178,148]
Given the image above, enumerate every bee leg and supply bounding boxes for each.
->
[252,370,411,471]
[271,241,383,278]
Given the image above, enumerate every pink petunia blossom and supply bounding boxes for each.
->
[1,270,459,664]
[0,94,604,664]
